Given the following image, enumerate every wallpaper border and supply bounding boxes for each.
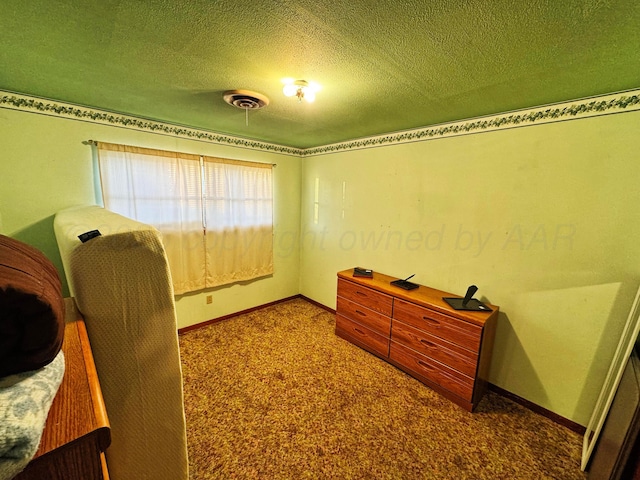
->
[304,89,640,156]
[0,91,304,156]
[2,89,639,157]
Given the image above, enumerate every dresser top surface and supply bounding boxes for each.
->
[338,269,498,326]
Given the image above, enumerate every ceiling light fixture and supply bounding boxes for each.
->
[282,79,320,103]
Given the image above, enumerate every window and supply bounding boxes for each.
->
[97,142,273,294]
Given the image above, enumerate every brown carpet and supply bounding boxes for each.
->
[179,298,587,480]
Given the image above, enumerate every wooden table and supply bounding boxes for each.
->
[15,298,111,480]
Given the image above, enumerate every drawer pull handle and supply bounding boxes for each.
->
[354,327,365,335]
[417,360,435,371]
[355,310,367,317]
[423,316,440,325]
[420,339,436,348]
[355,290,367,297]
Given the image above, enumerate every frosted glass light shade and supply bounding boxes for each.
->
[283,84,298,97]
[282,79,319,103]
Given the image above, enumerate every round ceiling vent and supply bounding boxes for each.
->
[223,90,269,110]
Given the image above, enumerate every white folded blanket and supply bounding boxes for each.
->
[0,351,65,480]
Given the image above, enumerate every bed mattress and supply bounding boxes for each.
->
[54,205,188,480]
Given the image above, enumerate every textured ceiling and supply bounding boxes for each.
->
[1,0,639,148]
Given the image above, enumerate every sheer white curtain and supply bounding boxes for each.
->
[97,142,273,294]
[203,156,273,287]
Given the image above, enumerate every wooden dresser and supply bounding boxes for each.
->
[15,298,111,480]
[335,268,499,412]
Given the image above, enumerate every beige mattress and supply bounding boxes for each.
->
[54,205,188,480]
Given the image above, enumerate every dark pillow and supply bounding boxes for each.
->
[0,235,65,377]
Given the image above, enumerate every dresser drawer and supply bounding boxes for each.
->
[337,296,391,337]
[338,278,393,316]
[391,320,478,378]
[393,299,482,352]
[389,341,474,401]
[336,314,390,358]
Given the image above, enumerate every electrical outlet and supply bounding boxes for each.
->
[206,295,213,304]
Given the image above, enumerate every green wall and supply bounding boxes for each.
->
[2,102,639,426]
[0,108,301,329]
[299,110,640,425]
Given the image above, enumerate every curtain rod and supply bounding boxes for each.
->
[84,140,276,167]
